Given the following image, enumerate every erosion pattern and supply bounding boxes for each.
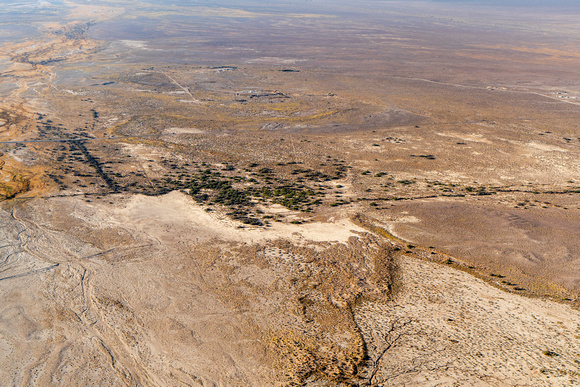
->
[0,0,580,385]
[2,194,580,385]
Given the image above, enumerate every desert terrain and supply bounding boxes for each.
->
[0,0,579,385]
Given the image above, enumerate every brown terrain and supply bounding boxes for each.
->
[0,0,579,385]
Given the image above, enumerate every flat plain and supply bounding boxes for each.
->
[0,0,579,385]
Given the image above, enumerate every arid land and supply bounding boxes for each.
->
[1,0,580,385]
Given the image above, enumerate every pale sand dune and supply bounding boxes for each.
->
[111,191,367,244]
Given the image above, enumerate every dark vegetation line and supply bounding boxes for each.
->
[25,112,580,225]
[0,134,164,144]
[69,140,118,192]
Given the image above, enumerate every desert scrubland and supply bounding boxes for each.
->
[0,0,580,385]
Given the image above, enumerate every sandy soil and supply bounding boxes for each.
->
[357,257,580,386]
[375,196,580,295]
[1,192,579,386]
[0,192,374,385]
